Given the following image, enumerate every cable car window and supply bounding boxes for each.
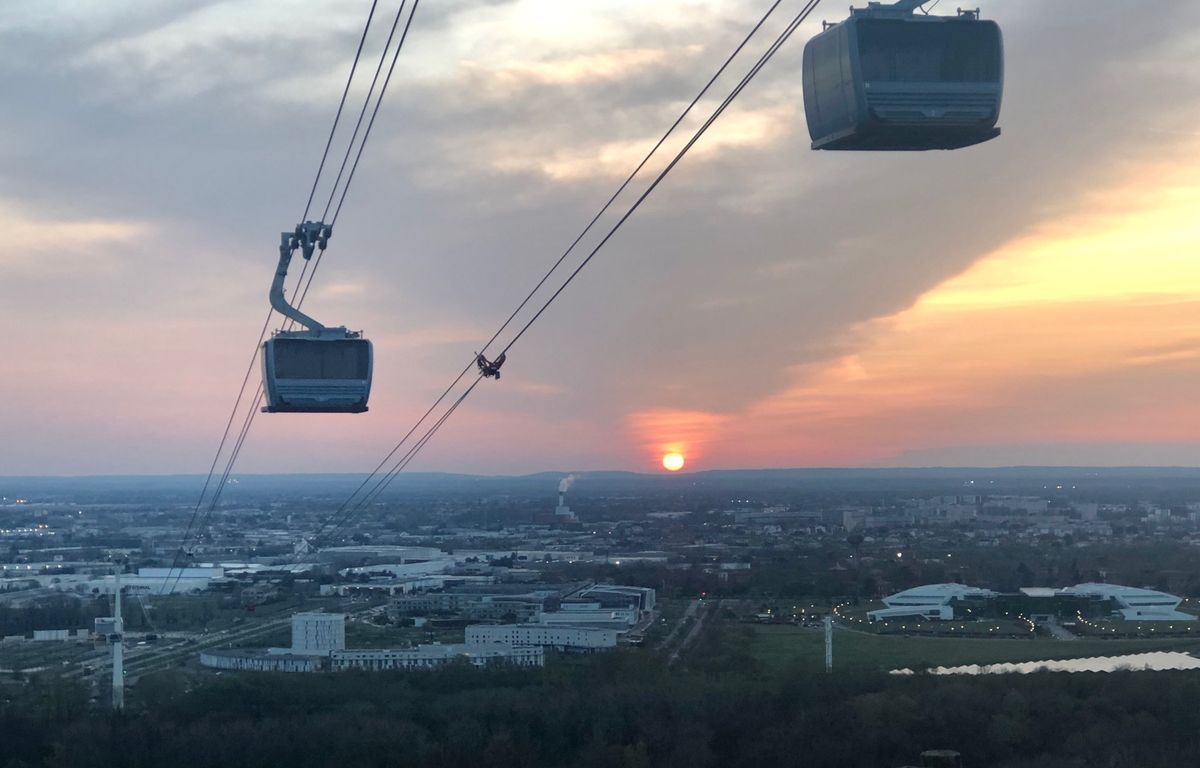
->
[273,340,369,379]
[813,33,842,91]
[857,21,1000,83]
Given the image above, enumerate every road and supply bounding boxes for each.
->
[127,618,295,681]
[657,599,700,653]
[71,616,294,685]
[668,600,710,668]
[1043,618,1078,642]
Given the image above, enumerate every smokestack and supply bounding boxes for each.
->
[555,475,577,522]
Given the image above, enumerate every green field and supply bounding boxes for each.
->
[0,641,104,673]
[834,602,1034,638]
[751,624,1200,673]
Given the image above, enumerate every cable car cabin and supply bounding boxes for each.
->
[261,330,372,413]
[803,7,1003,151]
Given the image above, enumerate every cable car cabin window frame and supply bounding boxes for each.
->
[856,19,1001,84]
[271,338,371,381]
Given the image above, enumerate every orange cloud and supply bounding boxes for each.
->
[715,138,1200,465]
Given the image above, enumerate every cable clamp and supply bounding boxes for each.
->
[476,352,507,380]
[290,221,332,260]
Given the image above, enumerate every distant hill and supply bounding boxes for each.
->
[4,466,1200,504]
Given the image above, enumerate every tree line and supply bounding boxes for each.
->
[3,648,1200,768]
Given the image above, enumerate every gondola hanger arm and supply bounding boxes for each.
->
[270,221,330,332]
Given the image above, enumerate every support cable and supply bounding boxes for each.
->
[310,0,823,548]
[329,0,421,226]
[316,376,483,547]
[303,0,381,222]
[320,0,414,225]
[314,0,793,536]
[163,257,310,594]
[168,0,416,590]
[496,0,821,360]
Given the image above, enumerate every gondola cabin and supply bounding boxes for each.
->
[261,329,372,413]
[803,5,1003,151]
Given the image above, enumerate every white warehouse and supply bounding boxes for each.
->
[466,624,618,651]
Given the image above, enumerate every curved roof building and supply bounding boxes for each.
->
[868,583,996,622]
[1059,583,1195,621]
[868,582,1196,623]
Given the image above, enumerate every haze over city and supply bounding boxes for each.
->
[4,0,1199,475]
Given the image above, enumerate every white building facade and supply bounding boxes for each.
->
[291,612,346,654]
[331,643,543,671]
[466,624,618,651]
[1060,583,1197,621]
[200,650,322,673]
[867,584,997,622]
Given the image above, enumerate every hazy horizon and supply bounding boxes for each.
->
[6,464,1200,482]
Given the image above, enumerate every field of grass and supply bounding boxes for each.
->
[751,624,1200,673]
[1072,616,1200,638]
[834,602,1034,638]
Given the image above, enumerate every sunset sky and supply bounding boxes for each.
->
[2,0,1198,475]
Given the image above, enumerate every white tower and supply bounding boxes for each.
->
[291,612,346,655]
[112,569,124,711]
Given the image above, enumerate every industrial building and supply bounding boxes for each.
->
[32,629,88,641]
[331,643,543,671]
[868,583,1197,623]
[388,582,584,620]
[575,584,656,613]
[77,567,224,595]
[539,605,638,628]
[387,582,654,633]
[390,591,545,622]
[316,545,445,567]
[466,624,618,651]
[338,559,457,580]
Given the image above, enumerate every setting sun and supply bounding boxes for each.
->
[662,452,685,472]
